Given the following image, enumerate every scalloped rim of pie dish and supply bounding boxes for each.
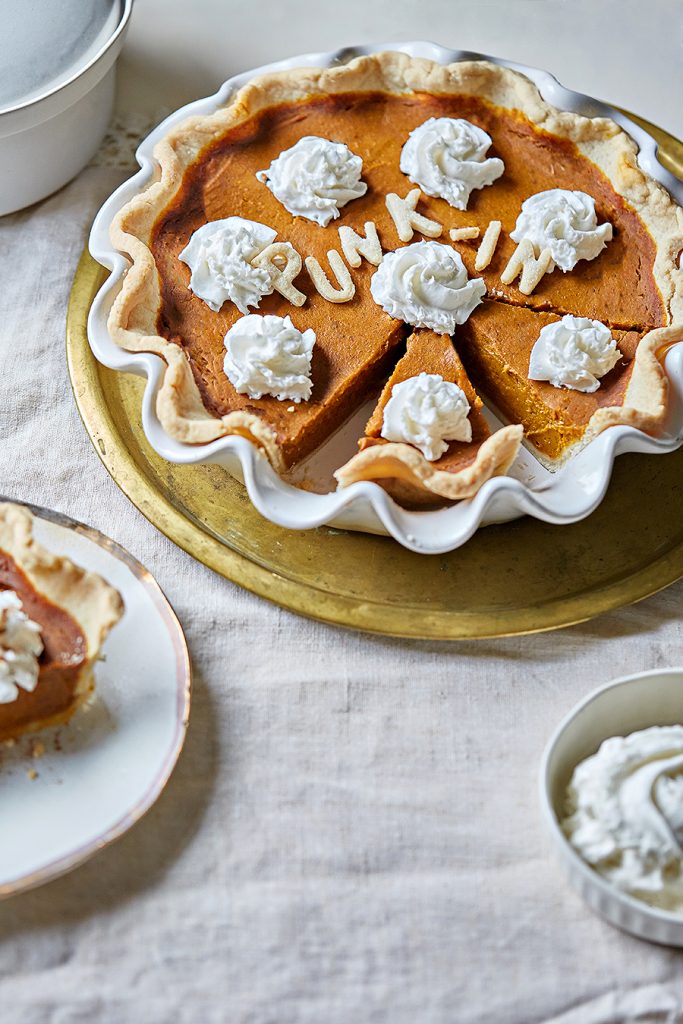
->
[334,424,524,503]
[0,503,123,737]
[106,51,683,500]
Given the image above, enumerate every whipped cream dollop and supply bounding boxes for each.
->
[400,117,504,210]
[0,590,43,704]
[223,313,315,402]
[562,726,683,911]
[179,217,277,313]
[510,189,613,272]
[370,241,485,334]
[256,136,367,227]
[528,314,622,392]
[381,372,472,461]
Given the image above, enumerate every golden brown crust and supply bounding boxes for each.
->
[585,324,683,442]
[107,51,683,480]
[334,423,523,502]
[0,504,123,662]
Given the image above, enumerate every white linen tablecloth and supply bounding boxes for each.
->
[1,10,683,1020]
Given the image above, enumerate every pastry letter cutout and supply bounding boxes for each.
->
[338,222,383,268]
[500,238,553,295]
[449,226,480,242]
[385,189,442,243]
[305,251,356,303]
[252,242,306,306]
[474,220,502,271]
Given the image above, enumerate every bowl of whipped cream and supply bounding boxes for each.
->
[540,667,683,946]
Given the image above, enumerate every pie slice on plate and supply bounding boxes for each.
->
[335,329,522,506]
[0,504,123,742]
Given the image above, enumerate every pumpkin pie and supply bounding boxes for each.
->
[335,329,522,505]
[106,52,683,503]
[0,504,123,742]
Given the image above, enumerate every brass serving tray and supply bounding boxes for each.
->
[66,116,683,641]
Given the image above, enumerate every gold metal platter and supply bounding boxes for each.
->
[66,116,683,640]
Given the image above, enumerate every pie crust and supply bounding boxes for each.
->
[106,51,683,496]
[0,504,123,740]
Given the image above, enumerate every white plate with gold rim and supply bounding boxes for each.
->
[0,502,191,898]
[87,41,683,554]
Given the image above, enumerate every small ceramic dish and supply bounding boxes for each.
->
[540,667,683,946]
[87,41,683,554]
[0,0,132,216]
[0,501,191,898]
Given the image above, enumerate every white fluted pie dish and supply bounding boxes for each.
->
[87,41,683,555]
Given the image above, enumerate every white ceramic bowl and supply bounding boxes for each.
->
[540,667,683,946]
[0,0,133,216]
[88,41,683,554]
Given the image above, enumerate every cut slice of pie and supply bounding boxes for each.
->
[0,504,123,742]
[335,329,523,506]
[456,302,679,467]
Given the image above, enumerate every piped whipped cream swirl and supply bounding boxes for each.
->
[381,373,472,461]
[223,314,315,402]
[511,189,613,272]
[0,591,43,704]
[528,314,621,392]
[400,117,504,210]
[179,217,277,313]
[370,241,485,334]
[256,136,367,227]
[562,726,683,911]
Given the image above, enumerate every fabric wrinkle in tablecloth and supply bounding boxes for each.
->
[0,132,682,1024]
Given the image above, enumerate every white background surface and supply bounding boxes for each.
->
[1,2,682,1023]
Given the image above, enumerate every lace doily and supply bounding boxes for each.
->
[90,108,172,170]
